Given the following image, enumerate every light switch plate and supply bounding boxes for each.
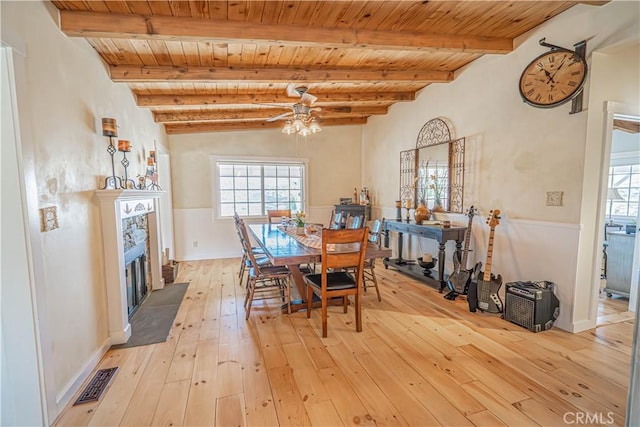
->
[40,206,59,232]
[546,191,563,207]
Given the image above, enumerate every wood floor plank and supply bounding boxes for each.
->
[119,342,175,426]
[183,339,219,426]
[53,259,633,427]
[216,393,247,427]
[149,379,190,426]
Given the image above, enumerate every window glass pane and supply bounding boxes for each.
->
[220,204,235,217]
[235,190,248,202]
[630,188,639,202]
[248,165,261,176]
[234,165,248,177]
[629,203,638,218]
[264,177,276,189]
[235,204,249,216]
[612,165,631,174]
[277,166,290,176]
[247,177,261,189]
[265,203,277,212]
[219,165,234,176]
[290,178,301,190]
[248,190,262,202]
[248,203,262,215]
[632,164,640,172]
[234,177,248,189]
[264,166,276,177]
[611,201,627,216]
[290,167,301,177]
[277,178,289,190]
[220,190,235,203]
[631,174,640,187]
[264,190,277,203]
[219,177,234,190]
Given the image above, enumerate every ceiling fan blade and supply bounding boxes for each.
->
[286,83,298,98]
[266,111,293,122]
[301,92,317,105]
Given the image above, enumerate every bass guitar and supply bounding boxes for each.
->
[468,210,503,314]
[445,206,477,299]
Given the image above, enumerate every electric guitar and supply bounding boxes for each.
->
[470,210,503,314]
[446,206,477,297]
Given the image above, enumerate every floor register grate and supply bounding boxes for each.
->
[73,367,118,405]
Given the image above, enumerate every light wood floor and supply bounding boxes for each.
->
[55,258,633,426]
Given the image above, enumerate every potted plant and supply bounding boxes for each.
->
[295,211,306,235]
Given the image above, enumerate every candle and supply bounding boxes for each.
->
[147,157,154,166]
[102,118,117,137]
[117,139,130,152]
[405,199,412,209]
[149,150,156,161]
[395,200,402,208]
[422,253,432,262]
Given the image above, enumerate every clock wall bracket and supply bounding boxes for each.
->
[538,38,587,114]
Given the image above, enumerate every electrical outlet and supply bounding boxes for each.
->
[546,191,563,207]
[193,241,198,248]
[40,206,59,232]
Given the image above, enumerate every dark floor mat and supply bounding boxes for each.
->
[111,283,188,349]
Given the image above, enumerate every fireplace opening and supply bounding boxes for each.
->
[123,213,150,317]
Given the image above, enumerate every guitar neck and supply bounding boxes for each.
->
[460,217,473,268]
[483,227,496,282]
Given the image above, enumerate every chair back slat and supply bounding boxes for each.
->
[267,209,292,224]
[321,228,368,273]
[329,211,343,229]
[368,218,385,244]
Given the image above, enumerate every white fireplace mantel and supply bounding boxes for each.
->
[95,189,164,345]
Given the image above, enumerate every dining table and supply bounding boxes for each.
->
[247,223,392,312]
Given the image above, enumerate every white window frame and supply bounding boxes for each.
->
[211,155,309,220]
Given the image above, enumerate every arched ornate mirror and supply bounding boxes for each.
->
[400,118,465,213]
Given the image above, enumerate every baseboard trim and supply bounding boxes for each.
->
[570,319,596,333]
[55,337,111,413]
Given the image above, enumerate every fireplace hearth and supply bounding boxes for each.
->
[95,189,164,345]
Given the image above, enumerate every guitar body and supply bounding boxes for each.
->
[447,261,473,295]
[475,268,503,313]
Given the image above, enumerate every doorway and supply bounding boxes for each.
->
[598,115,640,326]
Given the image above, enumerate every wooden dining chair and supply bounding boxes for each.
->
[267,209,292,224]
[345,214,364,229]
[234,214,269,285]
[362,218,384,301]
[328,210,343,229]
[238,220,291,319]
[304,227,369,338]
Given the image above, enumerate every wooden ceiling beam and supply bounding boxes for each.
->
[136,92,414,107]
[153,106,388,122]
[164,117,368,134]
[59,10,513,54]
[110,65,453,83]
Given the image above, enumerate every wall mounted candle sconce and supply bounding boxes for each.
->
[101,118,122,189]
[117,139,136,189]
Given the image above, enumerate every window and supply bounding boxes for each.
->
[216,160,306,218]
[608,164,639,218]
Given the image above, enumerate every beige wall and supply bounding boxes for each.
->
[1,0,168,412]
[363,1,639,331]
[169,126,363,260]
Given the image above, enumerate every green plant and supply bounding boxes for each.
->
[294,211,305,227]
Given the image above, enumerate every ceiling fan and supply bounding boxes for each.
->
[266,84,323,135]
[265,84,320,123]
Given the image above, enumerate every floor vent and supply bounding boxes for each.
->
[73,367,118,405]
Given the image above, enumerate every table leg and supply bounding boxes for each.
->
[438,241,446,292]
[288,264,307,303]
[397,232,404,262]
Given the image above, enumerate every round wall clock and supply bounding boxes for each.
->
[519,49,587,108]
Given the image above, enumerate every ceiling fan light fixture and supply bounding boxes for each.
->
[292,117,304,132]
[298,127,312,137]
[309,118,322,134]
[282,119,295,134]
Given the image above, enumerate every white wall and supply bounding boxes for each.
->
[363,1,640,332]
[1,0,169,416]
[169,126,362,260]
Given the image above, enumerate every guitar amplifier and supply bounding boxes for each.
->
[504,281,559,332]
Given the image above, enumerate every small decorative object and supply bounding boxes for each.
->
[442,220,451,228]
[414,202,430,224]
[143,152,162,190]
[404,200,412,222]
[519,38,587,109]
[100,117,122,190]
[118,140,136,189]
[416,256,436,275]
[295,211,306,234]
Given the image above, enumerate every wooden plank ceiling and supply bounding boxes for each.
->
[51,1,602,134]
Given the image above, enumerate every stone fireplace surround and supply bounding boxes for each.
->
[95,189,164,345]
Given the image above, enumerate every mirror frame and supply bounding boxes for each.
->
[410,118,465,213]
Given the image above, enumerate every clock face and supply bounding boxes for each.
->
[519,50,587,108]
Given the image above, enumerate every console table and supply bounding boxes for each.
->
[383,220,467,291]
